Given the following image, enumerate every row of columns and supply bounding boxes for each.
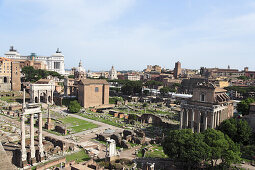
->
[180,108,222,133]
[21,112,44,166]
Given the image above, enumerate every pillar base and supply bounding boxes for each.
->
[21,160,27,168]
[30,157,36,165]
[39,154,45,162]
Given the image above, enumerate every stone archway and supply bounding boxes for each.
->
[35,97,38,103]
[48,96,51,103]
[40,92,47,103]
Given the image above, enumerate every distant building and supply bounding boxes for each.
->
[77,79,109,108]
[74,60,86,80]
[4,46,65,74]
[124,73,140,81]
[174,61,181,79]
[144,65,161,73]
[200,67,244,78]
[0,57,21,91]
[180,82,234,133]
[109,66,118,80]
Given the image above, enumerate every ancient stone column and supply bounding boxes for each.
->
[204,112,208,131]
[46,90,48,104]
[185,109,189,128]
[38,112,44,161]
[23,88,26,109]
[217,111,220,126]
[38,90,40,103]
[30,114,36,164]
[214,112,217,127]
[21,114,27,167]
[197,111,201,133]
[191,109,195,133]
[211,112,214,129]
[179,109,183,129]
[51,88,54,104]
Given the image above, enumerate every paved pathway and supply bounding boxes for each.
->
[119,145,141,160]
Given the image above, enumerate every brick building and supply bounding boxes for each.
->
[0,57,21,91]
[77,79,109,108]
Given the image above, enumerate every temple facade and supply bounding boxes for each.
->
[180,82,234,133]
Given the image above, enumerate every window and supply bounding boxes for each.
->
[54,62,60,69]
[4,77,7,83]
[95,87,99,92]
[200,93,205,102]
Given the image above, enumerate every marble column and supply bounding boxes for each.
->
[217,111,220,126]
[38,90,40,103]
[204,112,208,131]
[179,109,183,129]
[21,114,27,165]
[46,90,48,104]
[30,114,36,164]
[38,112,44,161]
[214,112,217,127]
[211,112,214,128]
[23,88,26,109]
[197,111,201,133]
[185,109,189,128]
[51,88,54,104]
[191,109,195,133]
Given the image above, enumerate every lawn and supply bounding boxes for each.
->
[138,144,168,158]
[66,149,90,163]
[0,96,16,103]
[79,113,124,128]
[60,116,98,133]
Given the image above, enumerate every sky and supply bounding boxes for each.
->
[0,0,255,71]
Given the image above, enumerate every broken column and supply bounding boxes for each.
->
[45,104,54,130]
[105,138,119,162]
[38,112,45,161]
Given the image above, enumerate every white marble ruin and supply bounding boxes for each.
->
[106,138,118,158]
[30,80,55,104]
[21,89,44,167]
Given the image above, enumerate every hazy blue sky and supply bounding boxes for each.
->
[0,0,255,71]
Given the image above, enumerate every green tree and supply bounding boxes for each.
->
[144,80,163,88]
[21,66,64,82]
[202,128,241,167]
[68,100,82,113]
[68,75,74,78]
[218,118,252,145]
[237,98,255,115]
[121,81,142,95]
[160,87,176,95]
[162,129,209,169]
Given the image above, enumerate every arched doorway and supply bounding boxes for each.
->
[35,97,38,103]
[40,93,46,103]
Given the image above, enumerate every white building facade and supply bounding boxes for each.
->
[109,66,118,80]
[4,46,65,74]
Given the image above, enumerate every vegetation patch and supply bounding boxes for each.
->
[61,116,98,133]
[66,149,90,163]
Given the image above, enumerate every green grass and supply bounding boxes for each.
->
[66,149,90,163]
[61,116,98,133]
[0,96,16,103]
[79,113,124,128]
[138,144,168,158]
